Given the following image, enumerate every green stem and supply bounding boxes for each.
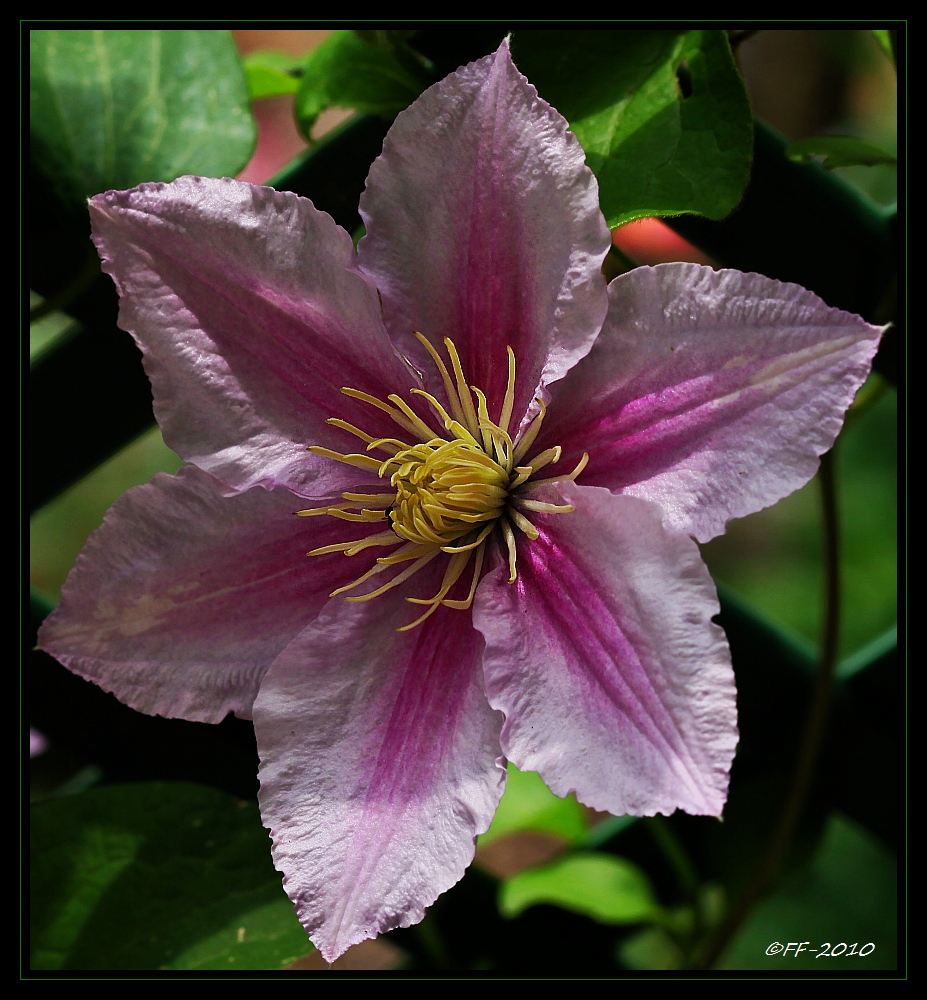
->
[646,815,707,957]
[646,815,700,899]
[691,448,842,970]
[412,911,454,970]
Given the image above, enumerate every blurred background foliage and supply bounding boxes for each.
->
[29,26,900,974]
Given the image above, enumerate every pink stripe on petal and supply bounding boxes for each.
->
[541,264,883,541]
[358,41,610,432]
[90,177,418,499]
[37,466,385,723]
[254,574,504,963]
[474,483,737,817]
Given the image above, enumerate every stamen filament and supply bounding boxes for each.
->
[308,530,399,557]
[307,446,382,472]
[443,337,481,439]
[330,542,431,595]
[508,466,534,489]
[365,437,410,452]
[509,508,540,540]
[388,393,442,443]
[511,399,547,465]
[302,336,585,629]
[376,546,436,565]
[499,346,516,436]
[323,509,389,522]
[326,418,404,455]
[522,445,561,475]
[441,544,486,609]
[405,552,470,605]
[340,387,423,441]
[410,389,456,435]
[343,549,441,602]
[512,497,575,514]
[528,451,589,487]
[441,523,495,553]
[501,518,518,583]
[470,385,495,455]
[414,332,470,430]
[341,492,396,504]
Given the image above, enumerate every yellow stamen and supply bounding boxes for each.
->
[414,332,470,431]
[528,451,589,487]
[507,466,534,489]
[511,399,547,465]
[343,549,441,602]
[499,346,516,436]
[302,335,587,628]
[307,446,382,473]
[387,393,442,443]
[340,387,424,442]
[512,497,575,514]
[501,518,518,584]
[443,337,481,439]
[441,544,485,609]
[308,530,400,558]
[508,508,540,540]
[325,418,404,455]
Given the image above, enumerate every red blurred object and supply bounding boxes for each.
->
[613,217,717,267]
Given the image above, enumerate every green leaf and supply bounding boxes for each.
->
[872,29,895,65]
[294,30,425,139]
[500,852,663,924]
[479,762,587,847]
[512,29,752,229]
[719,813,897,970]
[29,292,81,363]
[243,49,302,100]
[786,135,897,170]
[30,29,256,214]
[353,29,418,51]
[30,783,311,970]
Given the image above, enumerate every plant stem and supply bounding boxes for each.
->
[692,448,842,969]
[646,815,707,957]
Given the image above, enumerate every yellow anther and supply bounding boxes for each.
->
[303,335,585,628]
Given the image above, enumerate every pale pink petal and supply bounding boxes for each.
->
[37,466,387,723]
[473,483,737,817]
[539,264,883,542]
[89,177,419,499]
[357,41,610,430]
[30,727,48,758]
[254,576,505,963]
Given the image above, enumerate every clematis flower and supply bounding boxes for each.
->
[38,41,882,962]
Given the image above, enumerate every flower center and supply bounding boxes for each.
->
[298,334,587,630]
[384,438,509,546]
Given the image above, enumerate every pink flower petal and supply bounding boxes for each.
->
[254,576,505,963]
[473,483,737,817]
[539,264,883,541]
[37,466,385,723]
[357,41,610,431]
[89,177,419,499]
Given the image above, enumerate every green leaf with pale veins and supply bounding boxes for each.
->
[786,135,897,170]
[294,29,425,139]
[30,29,256,214]
[30,783,311,970]
[500,852,663,924]
[512,29,753,229]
